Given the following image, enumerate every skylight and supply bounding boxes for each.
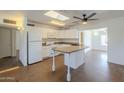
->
[44,11,69,21]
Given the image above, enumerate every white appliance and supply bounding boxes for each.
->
[27,28,42,64]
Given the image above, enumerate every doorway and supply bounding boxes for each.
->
[0,27,21,72]
[79,28,108,62]
[79,28,108,51]
[0,28,12,58]
[92,28,108,51]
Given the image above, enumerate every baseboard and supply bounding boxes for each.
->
[108,61,124,66]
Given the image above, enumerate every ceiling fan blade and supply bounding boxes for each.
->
[88,18,98,21]
[72,21,81,23]
[72,20,83,23]
[87,13,96,19]
[73,16,83,20]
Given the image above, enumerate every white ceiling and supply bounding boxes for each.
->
[0,10,124,28]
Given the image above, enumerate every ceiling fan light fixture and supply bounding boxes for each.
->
[83,21,87,24]
[73,12,97,25]
[17,26,22,30]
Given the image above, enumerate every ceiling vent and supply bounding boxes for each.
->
[3,19,16,24]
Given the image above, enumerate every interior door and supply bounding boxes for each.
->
[0,28,11,59]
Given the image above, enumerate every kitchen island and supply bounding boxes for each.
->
[52,46,87,81]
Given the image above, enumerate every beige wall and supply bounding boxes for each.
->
[0,15,26,29]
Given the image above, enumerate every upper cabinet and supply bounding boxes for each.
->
[56,30,79,39]
[41,28,57,38]
[41,31,48,38]
[26,26,79,39]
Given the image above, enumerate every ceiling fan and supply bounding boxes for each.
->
[73,13,98,24]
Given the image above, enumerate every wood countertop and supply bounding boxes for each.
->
[53,46,88,53]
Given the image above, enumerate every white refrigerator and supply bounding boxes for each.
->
[27,29,42,64]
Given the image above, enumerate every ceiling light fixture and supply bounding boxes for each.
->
[44,11,69,21]
[17,26,21,30]
[50,20,65,26]
[83,21,87,24]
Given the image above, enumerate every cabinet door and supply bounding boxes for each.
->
[57,30,78,38]
[57,31,64,38]
[42,47,47,58]
[66,31,78,38]
[41,31,47,38]
[42,46,51,58]
[64,50,85,69]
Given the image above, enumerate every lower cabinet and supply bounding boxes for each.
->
[42,46,51,58]
[42,44,71,59]
[64,49,85,69]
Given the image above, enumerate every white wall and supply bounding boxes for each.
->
[70,17,124,65]
[19,30,27,66]
[19,17,28,66]
[107,17,124,65]
[11,29,16,56]
[83,31,92,48]
[83,31,92,53]
[16,30,21,50]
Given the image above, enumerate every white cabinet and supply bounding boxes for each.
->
[64,49,85,69]
[47,32,56,38]
[42,46,49,58]
[41,28,57,38]
[67,30,79,38]
[42,47,47,58]
[41,31,47,38]
[56,30,79,39]
[42,44,71,58]
[41,29,79,39]
[42,46,52,58]
[56,31,64,38]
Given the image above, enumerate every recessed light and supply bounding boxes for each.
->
[44,11,69,21]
